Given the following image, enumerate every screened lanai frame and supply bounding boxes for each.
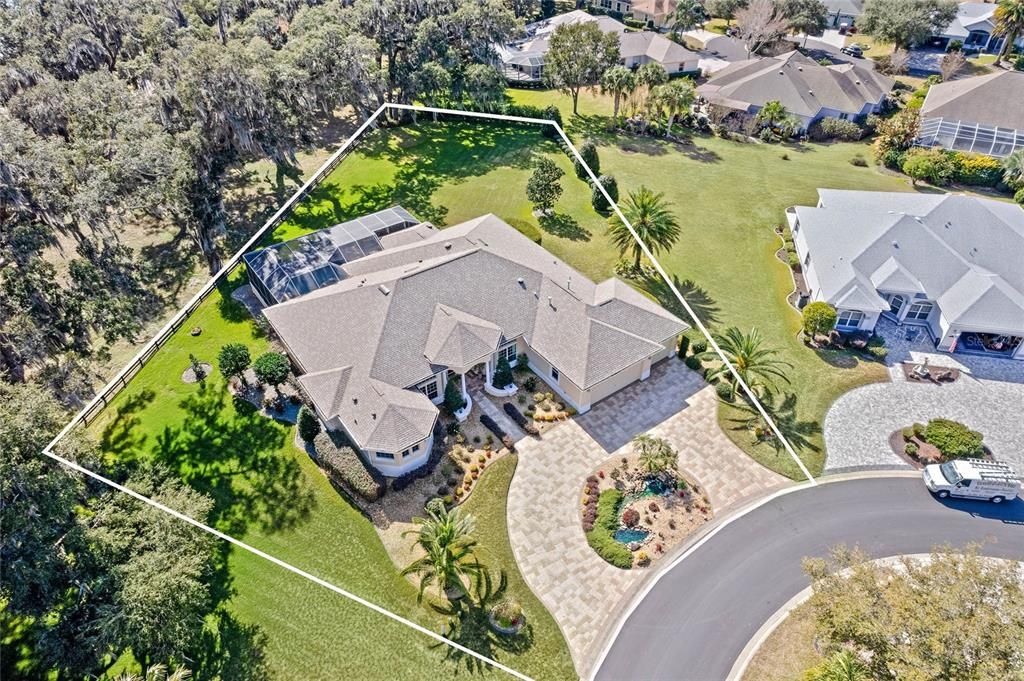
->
[243,205,420,305]
[917,117,1024,159]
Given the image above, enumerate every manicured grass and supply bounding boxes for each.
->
[86,269,573,680]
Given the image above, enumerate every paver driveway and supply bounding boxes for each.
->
[824,318,1024,473]
[505,359,788,678]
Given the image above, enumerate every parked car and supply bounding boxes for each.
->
[923,459,1021,503]
[840,45,863,58]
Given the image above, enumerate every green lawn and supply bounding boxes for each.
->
[85,269,573,680]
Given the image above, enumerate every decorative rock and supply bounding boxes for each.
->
[190,326,202,336]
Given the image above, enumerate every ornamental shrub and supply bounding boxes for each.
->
[592,174,619,213]
[715,381,733,401]
[902,427,915,441]
[913,422,926,438]
[622,507,640,527]
[952,152,1003,186]
[586,489,633,569]
[444,376,467,414]
[802,301,838,338]
[492,356,514,389]
[905,442,919,456]
[503,402,540,436]
[252,351,290,387]
[809,117,863,141]
[314,432,385,501]
[677,334,690,359]
[218,342,251,379]
[684,355,702,371]
[575,139,600,178]
[541,104,561,139]
[297,405,321,443]
[924,419,984,459]
[691,340,707,354]
[490,598,523,627]
[902,148,957,186]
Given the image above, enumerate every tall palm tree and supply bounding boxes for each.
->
[670,0,707,32]
[802,650,870,681]
[601,65,636,119]
[607,187,681,271]
[402,505,484,602]
[115,665,192,681]
[633,434,677,475]
[756,100,788,129]
[650,79,696,135]
[994,0,1024,63]
[1002,148,1024,189]
[701,327,793,396]
[630,62,669,118]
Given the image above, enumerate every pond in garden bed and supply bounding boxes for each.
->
[613,528,650,544]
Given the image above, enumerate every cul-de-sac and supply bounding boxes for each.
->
[3,1,1024,680]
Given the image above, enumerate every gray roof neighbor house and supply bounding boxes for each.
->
[791,191,1024,351]
[918,71,1024,159]
[697,51,893,125]
[261,211,688,459]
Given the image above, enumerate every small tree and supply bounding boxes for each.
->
[297,405,321,443]
[217,342,251,382]
[543,21,621,115]
[491,356,514,389]
[188,353,207,383]
[802,302,837,338]
[591,174,619,213]
[939,49,967,81]
[778,0,828,46]
[633,434,677,475]
[527,157,564,214]
[252,351,290,391]
[600,65,636,119]
[444,375,467,414]
[464,63,505,111]
[575,139,600,178]
[706,0,749,26]
[735,0,791,58]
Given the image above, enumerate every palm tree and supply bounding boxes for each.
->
[402,505,484,602]
[607,187,681,271]
[633,434,677,475]
[630,62,669,118]
[670,0,707,32]
[650,79,696,136]
[601,65,636,119]
[701,327,793,397]
[1002,148,1024,189]
[802,650,870,681]
[756,100,788,129]
[115,665,192,681]
[994,0,1024,63]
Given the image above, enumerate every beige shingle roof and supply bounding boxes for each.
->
[920,71,1024,131]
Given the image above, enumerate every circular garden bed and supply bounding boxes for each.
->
[890,418,990,468]
[580,436,712,569]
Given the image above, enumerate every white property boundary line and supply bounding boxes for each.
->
[40,102,814,679]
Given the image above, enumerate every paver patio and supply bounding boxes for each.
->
[824,318,1024,473]
[505,359,788,677]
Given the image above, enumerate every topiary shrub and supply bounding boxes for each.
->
[314,432,385,501]
[622,507,640,527]
[218,342,251,380]
[902,426,915,441]
[715,381,733,401]
[586,489,633,569]
[297,405,321,443]
[443,376,467,415]
[684,355,702,371]
[905,442,919,456]
[802,301,837,338]
[541,104,561,139]
[924,419,983,459]
[492,356,514,389]
[691,340,707,354]
[575,139,600,178]
[591,174,619,213]
[503,402,540,436]
[252,351,291,388]
[677,334,690,359]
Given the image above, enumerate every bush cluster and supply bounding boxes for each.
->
[808,117,863,141]
[901,148,1005,187]
[480,413,515,452]
[586,489,633,569]
[924,419,984,459]
[503,402,540,436]
[582,476,600,531]
[314,432,385,501]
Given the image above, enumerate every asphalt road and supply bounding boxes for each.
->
[595,477,1024,681]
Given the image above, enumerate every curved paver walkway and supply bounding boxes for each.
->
[824,319,1024,473]
[506,359,788,678]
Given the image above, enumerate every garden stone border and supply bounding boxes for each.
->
[488,611,525,636]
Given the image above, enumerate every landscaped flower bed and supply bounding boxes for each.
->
[581,435,712,569]
[890,418,989,467]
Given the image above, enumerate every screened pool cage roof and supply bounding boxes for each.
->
[917,117,1024,159]
[244,206,420,304]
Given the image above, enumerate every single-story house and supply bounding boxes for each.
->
[822,0,864,30]
[498,10,699,83]
[255,209,688,475]
[681,29,749,75]
[629,0,678,29]
[927,2,1024,53]
[917,71,1024,159]
[788,190,1024,360]
[696,51,894,131]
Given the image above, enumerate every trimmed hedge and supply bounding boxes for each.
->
[924,419,984,459]
[503,402,540,436]
[586,489,633,569]
[480,413,515,451]
[314,432,385,502]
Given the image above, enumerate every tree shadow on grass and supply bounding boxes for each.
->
[813,344,863,369]
[99,388,156,464]
[538,213,591,241]
[638,273,721,326]
[725,391,821,455]
[193,609,272,681]
[430,570,535,676]
[153,381,316,536]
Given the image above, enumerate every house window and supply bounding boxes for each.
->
[498,342,517,364]
[804,252,811,267]
[836,310,865,329]
[401,448,410,458]
[412,443,420,453]
[377,451,395,460]
[418,378,439,401]
[905,302,933,321]
[550,366,560,381]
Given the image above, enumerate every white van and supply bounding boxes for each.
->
[923,459,1021,503]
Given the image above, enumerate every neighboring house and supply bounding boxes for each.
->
[681,29,749,75]
[928,2,1024,53]
[788,190,1024,360]
[497,10,699,83]
[254,209,688,475]
[696,51,894,131]
[917,71,1024,159]
[629,0,678,29]
[822,0,864,30]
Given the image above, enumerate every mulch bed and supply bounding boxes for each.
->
[900,362,961,384]
[181,363,213,384]
[889,429,994,469]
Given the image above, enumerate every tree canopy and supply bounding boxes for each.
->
[543,21,621,114]
[859,0,959,48]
